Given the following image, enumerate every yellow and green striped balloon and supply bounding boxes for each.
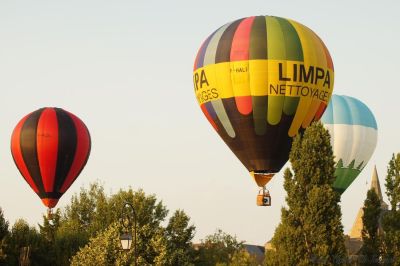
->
[193,16,334,187]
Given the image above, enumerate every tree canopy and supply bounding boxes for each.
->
[359,189,382,265]
[265,122,348,265]
[382,153,400,264]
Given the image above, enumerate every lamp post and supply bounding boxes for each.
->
[120,202,137,266]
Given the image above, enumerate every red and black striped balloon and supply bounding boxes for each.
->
[11,107,91,208]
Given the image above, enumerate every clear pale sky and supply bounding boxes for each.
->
[1,0,399,245]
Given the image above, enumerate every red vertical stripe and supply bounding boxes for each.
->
[11,114,40,193]
[36,108,58,193]
[235,96,253,115]
[200,104,218,131]
[230,17,254,115]
[230,16,255,61]
[314,103,327,121]
[60,112,91,193]
[316,35,334,71]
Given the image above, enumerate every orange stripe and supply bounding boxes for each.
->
[316,34,334,70]
[314,102,327,120]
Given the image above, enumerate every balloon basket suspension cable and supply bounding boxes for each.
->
[47,208,53,220]
[256,186,271,206]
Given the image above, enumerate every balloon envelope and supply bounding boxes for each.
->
[11,107,91,208]
[321,95,378,194]
[193,16,334,186]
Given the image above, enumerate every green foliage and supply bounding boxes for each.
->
[43,182,110,266]
[385,153,400,211]
[39,209,61,242]
[0,208,9,263]
[0,183,199,265]
[63,182,112,236]
[359,189,382,265]
[165,210,196,265]
[0,209,8,242]
[3,219,51,266]
[70,223,127,266]
[381,211,400,265]
[54,222,89,266]
[265,122,348,265]
[382,153,400,264]
[67,183,196,265]
[228,249,259,266]
[194,229,244,266]
[0,182,265,265]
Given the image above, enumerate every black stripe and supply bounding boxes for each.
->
[249,16,268,60]
[53,108,77,192]
[38,191,62,199]
[216,98,293,173]
[20,108,46,195]
[215,18,244,64]
[66,123,91,188]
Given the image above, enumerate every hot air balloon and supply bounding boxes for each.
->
[321,95,377,194]
[193,16,334,205]
[11,107,91,215]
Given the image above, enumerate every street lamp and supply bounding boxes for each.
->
[120,202,137,266]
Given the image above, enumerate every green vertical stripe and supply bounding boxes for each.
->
[266,16,286,60]
[253,96,268,135]
[266,16,285,124]
[268,96,285,125]
[249,16,267,60]
[283,97,300,115]
[275,17,303,61]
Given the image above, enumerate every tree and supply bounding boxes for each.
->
[382,153,400,264]
[39,182,111,266]
[107,188,169,264]
[194,229,244,266]
[359,189,381,265]
[69,185,196,265]
[165,210,195,265]
[228,249,259,266]
[70,223,126,266]
[0,208,9,263]
[385,153,400,211]
[264,122,347,265]
[4,219,51,266]
[62,182,112,236]
[39,209,61,242]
